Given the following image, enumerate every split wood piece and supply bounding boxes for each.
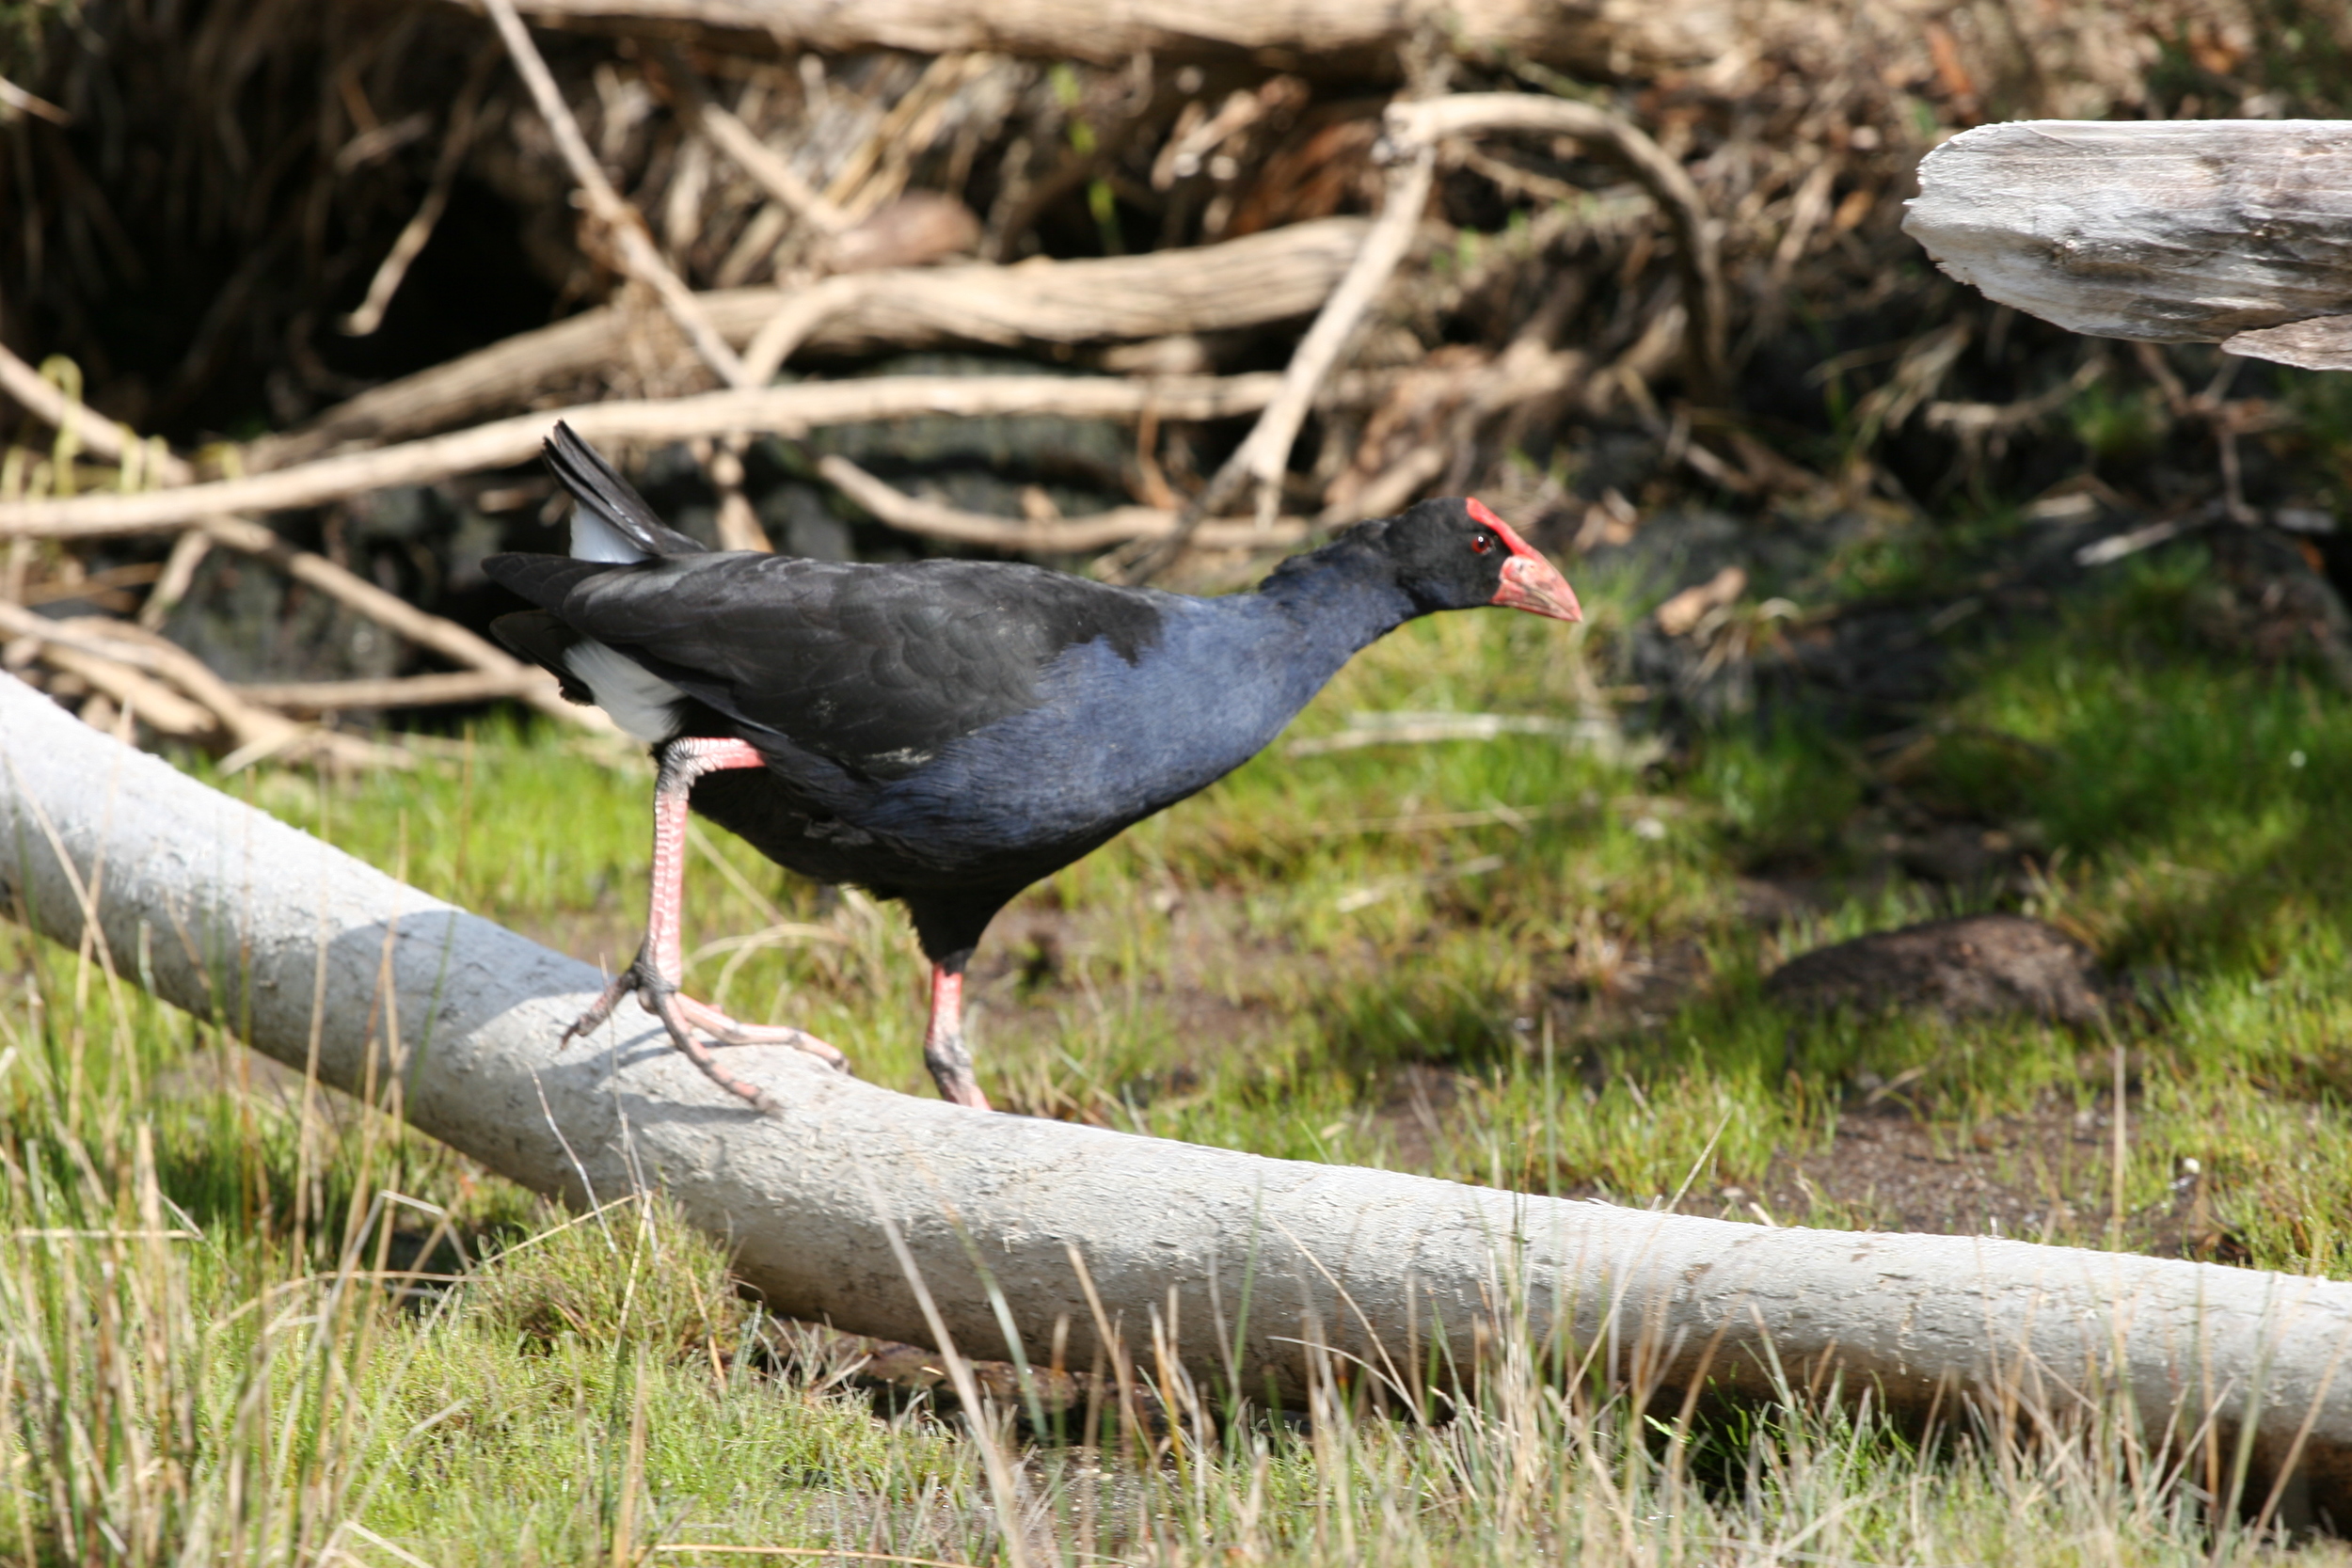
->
[191,515,596,731]
[3,669,2348,1529]
[482,0,753,389]
[495,0,1737,75]
[0,606,404,770]
[255,220,1370,467]
[0,370,1400,539]
[1903,119,2352,372]
[817,454,1309,552]
[1385,94,1726,400]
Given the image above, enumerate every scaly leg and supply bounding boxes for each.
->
[562,736,846,1111]
[921,960,991,1110]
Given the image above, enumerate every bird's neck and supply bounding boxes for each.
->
[1251,532,1421,664]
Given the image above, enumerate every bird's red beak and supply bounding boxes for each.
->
[1470,499,1582,623]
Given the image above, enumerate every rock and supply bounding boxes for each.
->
[1766,914,2102,1025]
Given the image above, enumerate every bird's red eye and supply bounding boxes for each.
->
[1471,532,1496,555]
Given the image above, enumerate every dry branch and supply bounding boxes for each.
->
[1904,120,2352,371]
[500,0,1739,74]
[192,515,593,729]
[818,454,1309,552]
[484,0,754,389]
[649,46,850,238]
[230,671,551,714]
[0,342,193,483]
[0,607,403,769]
[1157,143,1438,561]
[5,670,2351,1522]
[258,220,1371,465]
[0,371,1399,540]
[1385,93,1727,398]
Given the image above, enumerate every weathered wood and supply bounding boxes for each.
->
[1903,119,2352,370]
[4,670,2351,1524]
[257,220,1372,467]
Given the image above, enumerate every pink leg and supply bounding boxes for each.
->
[563,736,846,1112]
[922,963,991,1110]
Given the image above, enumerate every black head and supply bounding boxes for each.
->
[1373,498,1583,620]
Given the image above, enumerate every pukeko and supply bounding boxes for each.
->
[485,423,1581,1112]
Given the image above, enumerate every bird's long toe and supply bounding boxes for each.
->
[644,987,781,1113]
[673,995,849,1071]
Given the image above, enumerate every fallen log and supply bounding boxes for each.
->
[2,670,2348,1524]
[256,219,1372,467]
[1903,119,2352,372]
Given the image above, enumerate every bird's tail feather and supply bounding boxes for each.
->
[543,421,709,562]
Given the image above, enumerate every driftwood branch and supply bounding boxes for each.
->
[1904,119,2352,371]
[4,670,2350,1522]
[256,220,1370,465]
[0,371,1399,540]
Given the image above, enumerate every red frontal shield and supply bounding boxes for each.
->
[1470,499,1582,623]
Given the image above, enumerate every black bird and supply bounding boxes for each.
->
[485,423,1582,1111]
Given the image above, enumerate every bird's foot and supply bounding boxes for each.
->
[561,960,847,1114]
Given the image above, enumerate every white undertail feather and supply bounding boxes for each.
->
[564,640,686,744]
[570,506,647,564]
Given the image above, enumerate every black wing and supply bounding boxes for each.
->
[484,550,1168,780]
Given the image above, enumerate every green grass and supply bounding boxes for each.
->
[6,538,2352,1561]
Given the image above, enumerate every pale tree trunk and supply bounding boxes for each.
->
[2,669,2348,1521]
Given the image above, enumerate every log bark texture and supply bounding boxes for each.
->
[258,219,1372,466]
[501,0,1742,74]
[3,671,2350,1520]
[1903,119,2352,371]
